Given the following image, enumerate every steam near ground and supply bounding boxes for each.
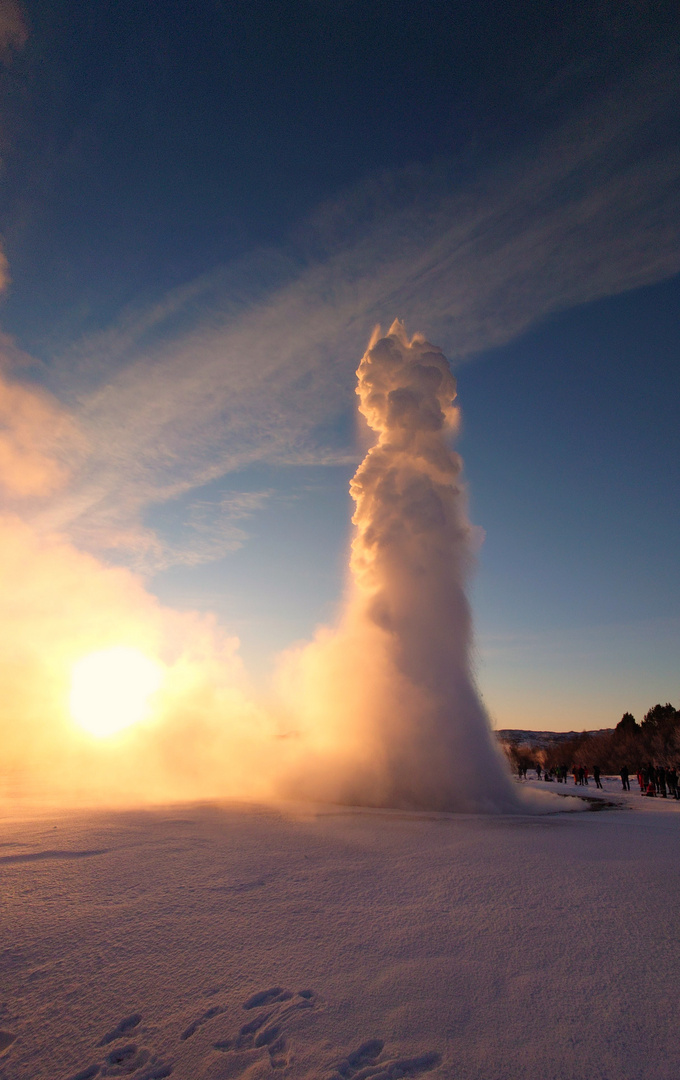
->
[1,781,678,1080]
[1,324,518,815]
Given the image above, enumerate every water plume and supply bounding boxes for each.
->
[281,322,518,813]
[0,332,521,814]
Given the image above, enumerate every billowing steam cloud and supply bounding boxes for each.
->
[279,323,518,813]
[0,326,521,815]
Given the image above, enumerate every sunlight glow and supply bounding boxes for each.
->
[70,646,165,738]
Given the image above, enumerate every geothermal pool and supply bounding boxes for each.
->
[1,782,677,1080]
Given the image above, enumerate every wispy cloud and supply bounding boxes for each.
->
[150,489,277,570]
[26,57,680,569]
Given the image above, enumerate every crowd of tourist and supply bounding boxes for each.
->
[518,761,680,798]
[635,764,679,798]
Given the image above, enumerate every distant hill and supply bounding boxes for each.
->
[495,728,613,748]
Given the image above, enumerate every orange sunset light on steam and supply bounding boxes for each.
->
[69,646,165,738]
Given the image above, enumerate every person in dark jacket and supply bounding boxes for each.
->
[593,765,602,789]
[657,766,667,798]
[620,765,630,791]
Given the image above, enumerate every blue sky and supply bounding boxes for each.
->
[0,0,678,731]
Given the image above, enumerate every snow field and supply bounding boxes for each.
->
[0,791,678,1080]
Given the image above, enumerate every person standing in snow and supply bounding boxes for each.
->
[593,765,602,789]
[657,766,667,798]
[620,765,630,791]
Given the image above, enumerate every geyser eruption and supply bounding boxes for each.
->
[282,322,518,813]
[0,323,524,814]
[350,322,518,811]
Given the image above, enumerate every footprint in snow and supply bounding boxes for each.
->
[68,1067,100,1080]
[327,1040,441,1080]
[213,987,317,1070]
[243,986,295,1010]
[99,1013,142,1046]
[66,1013,172,1080]
[100,1044,173,1079]
[103,1041,147,1069]
[180,1004,225,1041]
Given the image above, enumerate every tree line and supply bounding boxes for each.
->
[503,703,680,775]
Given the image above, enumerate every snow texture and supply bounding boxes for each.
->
[0,780,678,1080]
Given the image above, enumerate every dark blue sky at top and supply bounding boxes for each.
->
[1,0,676,350]
[1,0,678,727]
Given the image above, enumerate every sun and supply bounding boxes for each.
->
[69,646,165,737]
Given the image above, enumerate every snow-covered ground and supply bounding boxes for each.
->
[1,782,678,1080]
